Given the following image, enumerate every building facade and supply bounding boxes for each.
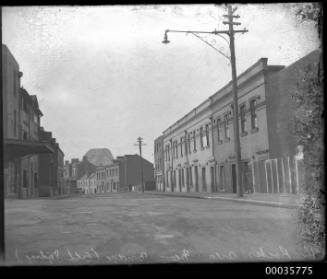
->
[77,174,89,194]
[154,135,165,192]
[115,154,154,192]
[157,51,320,195]
[95,166,107,193]
[38,127,65,197]
[3,44,55,199]
[63,158,80,194]
[89,154,155,193]
[105,161,120,192]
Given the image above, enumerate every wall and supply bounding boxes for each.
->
[3,45,21,198]
[266,49,322,159]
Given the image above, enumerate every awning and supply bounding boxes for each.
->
[4,138,55,161]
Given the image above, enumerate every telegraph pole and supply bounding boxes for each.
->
[162,4,247,198]
[135,137,146,193]
[223,5,244,197]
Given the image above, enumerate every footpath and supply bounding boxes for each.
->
[145,191,303,209]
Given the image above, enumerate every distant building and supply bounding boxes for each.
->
[77,173,89,194]
[105,160,120,192]
[64,158,80,194]
[111,154,154,192]
[87,154,155,194]
[64,148,114,194]
[95,166,106,193]
[88,172,97,194]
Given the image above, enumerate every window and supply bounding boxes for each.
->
[13,70,16,95]
[193,130,196,151]
[168,145,170,161]
[13,110,17,136]
[175,141,178,158]
[180,137,183,157]
[184,136,187,155]
[205,124,210,146]
[188,133,191,154]
[224,113,230,141]
[250,99,258,130]
[181,168,184,187]
[240,104,247,134]
[217,118,223,143]
[200,127,204,148]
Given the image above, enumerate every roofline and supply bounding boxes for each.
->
[2,44,20,68]
[162,58,284,135]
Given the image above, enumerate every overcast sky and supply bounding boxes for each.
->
[2,4,320,162]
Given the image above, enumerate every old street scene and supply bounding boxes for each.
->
[2,4,324,265]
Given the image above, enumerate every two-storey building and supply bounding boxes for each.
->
[156,50,321,195]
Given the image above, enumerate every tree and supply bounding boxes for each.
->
[292,53,324,259]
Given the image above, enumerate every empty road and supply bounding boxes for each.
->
[4,192,313,265]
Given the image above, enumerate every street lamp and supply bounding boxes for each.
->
[162,5,248,198]
[162,30,170,44]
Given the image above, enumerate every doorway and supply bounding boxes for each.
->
[219,165,225,191]
[194,166,199,192]
[231,164,237,193]
[202,167,206,192]
[210,166,215,192]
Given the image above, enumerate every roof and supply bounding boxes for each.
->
[2,44,20,68]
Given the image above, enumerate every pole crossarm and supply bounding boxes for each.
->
[165,28,248,37]
[166,29,229,35]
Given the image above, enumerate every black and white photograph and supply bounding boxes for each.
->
[0,3,324,270]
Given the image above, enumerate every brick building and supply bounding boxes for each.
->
[115,154,154,192]
[155,50,321,195]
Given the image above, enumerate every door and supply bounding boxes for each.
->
[258,160,267,193]
[194,166,199,192]
[178,169,182,192]
[231,164,237,193]
[211,166,215,192]
[202,167,206,192]
[219,165,224,191]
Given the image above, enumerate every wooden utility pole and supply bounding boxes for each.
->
[135,137,146,193]
[163,4,247,197]
[223,5,244,197]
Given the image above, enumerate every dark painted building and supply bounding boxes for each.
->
[103,154,155,192]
